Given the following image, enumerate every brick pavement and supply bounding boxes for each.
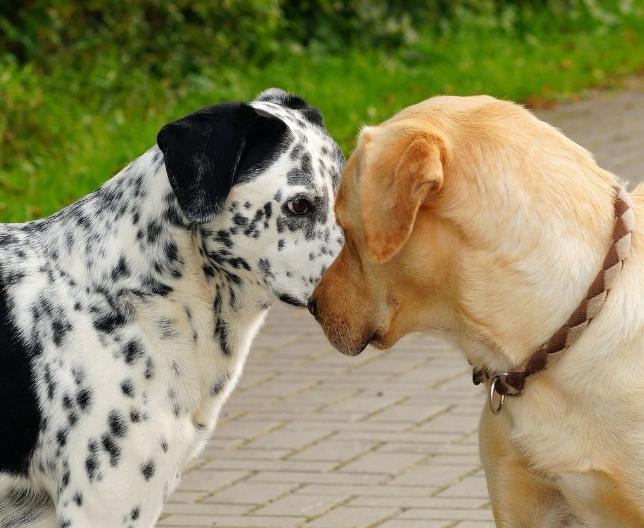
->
[158,80,644,528]
[533,77,644,185]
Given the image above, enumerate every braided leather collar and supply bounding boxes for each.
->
[473,184,635,413]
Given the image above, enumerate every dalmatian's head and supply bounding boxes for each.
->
[157,88,345,307]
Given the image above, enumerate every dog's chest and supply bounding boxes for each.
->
[511,394,644,525]
[125,294,269,460]
[555,471,644,526]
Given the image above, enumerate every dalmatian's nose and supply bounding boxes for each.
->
[307,297,318,318]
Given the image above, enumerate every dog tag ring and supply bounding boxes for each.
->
[489,374,506,414]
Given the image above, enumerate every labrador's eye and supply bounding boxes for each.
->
[286,198,311,215]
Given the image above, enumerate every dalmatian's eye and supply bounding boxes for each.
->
[286,198,311,215]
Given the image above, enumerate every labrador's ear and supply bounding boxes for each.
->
[157,103,287,224]
[361,132,445,263]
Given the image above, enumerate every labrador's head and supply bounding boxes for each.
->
[310,95,615,371]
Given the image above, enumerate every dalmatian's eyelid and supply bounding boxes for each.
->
[283,193,316,215]
[285,197,312,215]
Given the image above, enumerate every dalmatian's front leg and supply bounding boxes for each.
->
[54,455,180,528]
[50,410,187,528]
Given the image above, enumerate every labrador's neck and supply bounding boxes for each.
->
[454,173,624,378]
[473,190,644,429]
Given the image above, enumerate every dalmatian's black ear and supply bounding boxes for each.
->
[157,102,287,224]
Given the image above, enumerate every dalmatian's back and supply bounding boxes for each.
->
[0,88,344,527]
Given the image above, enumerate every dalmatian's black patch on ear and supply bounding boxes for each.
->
[256,88,324,128]
[157,103,288,224]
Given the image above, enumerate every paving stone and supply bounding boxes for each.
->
[208,516,306,528]
[453,522,495,528]
[338,451,427,475]
[211,515,306,527]
[296,484,438,498]
[205,481,298,506]
[389,463,477,488]
[375,521,451,528]
[367,402,450,424]
[203,458,336,473]
[348,497,489,510]
[253,493,348,518]
[162,503,251,517]
[178,470,251,493]
[303,506,399,528]
[245,428,332,450]
[397,508,495,522]
[290,440,378,462]
[437,477,491,499]
[247,470,388,486]
[157,514,220,526]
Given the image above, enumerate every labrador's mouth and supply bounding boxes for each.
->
[326,328,381,356]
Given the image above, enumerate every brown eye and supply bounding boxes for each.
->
[286,198,311,215]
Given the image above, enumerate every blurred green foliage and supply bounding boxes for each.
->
[2,1,637,69]
[1,1,282,76]
[1,0,643,220]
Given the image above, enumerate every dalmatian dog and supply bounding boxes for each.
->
[0,88,344,527]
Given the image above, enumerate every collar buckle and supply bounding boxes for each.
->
[489,372,522,414]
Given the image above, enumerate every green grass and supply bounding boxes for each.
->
[1,10,643,222]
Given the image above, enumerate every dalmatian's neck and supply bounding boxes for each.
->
[33,146,269,304]
[28,147,272,421]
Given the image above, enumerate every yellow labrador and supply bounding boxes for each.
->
[309,95,644,527]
